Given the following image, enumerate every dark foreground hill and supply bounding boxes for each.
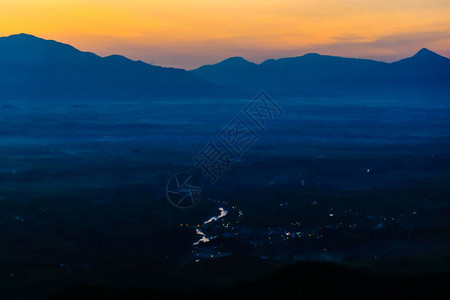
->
[50,259,450,300]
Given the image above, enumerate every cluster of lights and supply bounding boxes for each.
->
[222,221,231,228]
[191,196,424,265]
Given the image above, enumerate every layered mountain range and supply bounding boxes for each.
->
[1,34,449,99]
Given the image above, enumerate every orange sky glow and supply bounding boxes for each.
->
[1,0,449,69]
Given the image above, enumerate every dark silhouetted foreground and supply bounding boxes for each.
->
[50,261,450,300]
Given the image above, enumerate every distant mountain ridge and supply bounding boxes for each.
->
[0,34,216,100]
[192,48,450,97]
[0,33,449,100]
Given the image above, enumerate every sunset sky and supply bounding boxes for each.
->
[1,0,449,69]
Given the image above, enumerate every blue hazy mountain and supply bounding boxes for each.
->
[0,34,215,99]
[390,48,450,87]
[192,57,259,83]
[1,33,449,100]
[192,49,450,97]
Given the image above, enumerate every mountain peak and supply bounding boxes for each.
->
[4,33,41,41]
[413,48,442,59]
[0,33,97,64]
[0,33,43,45]
[392,47,448,65]
[219,56,252,65]
[303,52,321,57]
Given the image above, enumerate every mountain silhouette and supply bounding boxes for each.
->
[192,48,450,97]
[0,34,449,100]
[397,48,448,64]
[0,34,215,100]
[389,48,450,87]
[193,57,259,84]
